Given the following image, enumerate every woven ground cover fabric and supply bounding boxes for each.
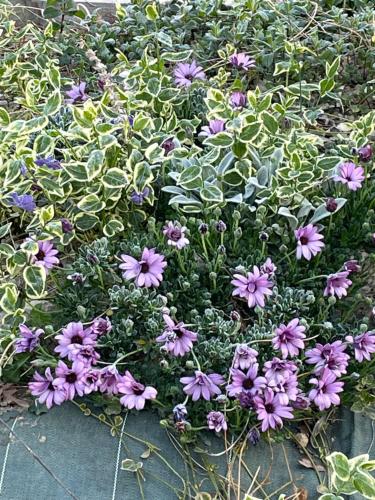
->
[0,404,374,499]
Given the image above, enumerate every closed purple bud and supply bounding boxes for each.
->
[215,220,227,233]
[61,218,73,233]
[198,223,209,234]
[357,144,372,162]
[247,428,260,446]
[325,198,338,212]
[162,139,175,155]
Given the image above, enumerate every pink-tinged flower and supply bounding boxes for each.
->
[292,391,311,410]
[357,144,372,162]
[83,369,101,394]
[230,91,247,109]
[54,322,96,360]
[174,61,206,87]
[308,368,344,411]
[343,260,360,273]
[98,365,120,395]
[207,411,227,432]
[66,82,89,104]
[91,317,112,336]
[253,388,294,433]
[324,271,352,299]
[28,367,66,409]
[31,240,59,271]
[263,358,298,384]
[226,365,266,397]
[118,371,157,410]
[305,340,349,377]
[156,314,197,357]
[233,344,258,370]
[272,318,306,359]
[180,371,225,401]
[200,119,226,137]
[163,222,189,249]
[260,257,277,277]
[346,331,375,362]
[72,345,100,367]
[266,372,299,405]
[295,224,324,260]
[15,324,43,353]
[334,162,365,191]
[119,247,167,287]
[54,360,87,400]
[229,53,256,70]
[231,266,273,308]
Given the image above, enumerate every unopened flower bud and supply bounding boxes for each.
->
[160,359,169,369]
[328,296,336,305]
[230,310,241,321]
[185,360,195,369]
[218,244,226,254]
[215,220,227,233]
[209,272,217,281]
[357,144,372,162]
[232,210,241,221]
[234,227,242,239]
[199,223,209,234]
[325,197,337,212]
[279,244,288,254]
[259,231,269,241]
[213,207,222,218]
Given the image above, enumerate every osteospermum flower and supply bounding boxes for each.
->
[233,344,258,370]
[229,53,256,70]
[163,222,189,249]
[28,367,66,409]
[295,224,325,260]
[31,240,59,271]
[207,411,227,432]
[334,161,365,191]
[266,372,299,405]
[231,266,273,308]
[200,119,226,137]
[305,340,349,377]
[174,61,206,87]
[15,324,43,354]
[345,331,375,362]
[119,247,167,288]
[180,371,225,401]
[91,317,112,336]
[9,193,36,212]
[253,388,294,433]
[66,82,89,104]
[54,322,96,360]
[98,365,120,395]
[230,91,247,109]
[324,271,352,299]
[83,369,101,395]
[54,360,87,400]
[156,314,197,357]
[308,368,344,411]
[343,260,360,273]
[73,345,100,366]
[260,258,277,277]
[118,371,157,410]
[263,358,298,384]
[226,365,266,397]
[272,318,306,359]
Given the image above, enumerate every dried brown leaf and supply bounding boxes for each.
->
[298,457,325,472]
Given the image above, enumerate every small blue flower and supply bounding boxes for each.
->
[35,156,61,170]
[9,193,36,212]
[130,187,150,205]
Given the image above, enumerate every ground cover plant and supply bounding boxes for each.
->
[0,0,375,496]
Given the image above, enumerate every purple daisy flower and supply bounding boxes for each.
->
[207,411,227,432]
[263,358,298,384]
[31,240,59,271]
[180,371,225,401]
[231,266,273,308]
[118,371,157,410]
[229,53,256,70]
[343,260,360,273]
[292,391,311,410]
[28,367,66,409]
[266,372,299,405]
[200,119,226,137]
[324,271,352,299]
[163,222,189,249]
[260,257,277,277]
[98,365,120,395]
[83,369,101,394]
[66,82,89,104]
[230,91,247,109]
[272,318,306,359]
[35,156,61,170]
[305,340,349,377]
[15,324,43,354]
[72,344,100,367]
[174,61,206,87]
[253,388,294,433]
[226,365,266,397]
[233,344,258,370]
[295,224,325,260]
[9,193,36,212]
[119,247,167,288]
[308,368,344,411]
[54,360,87,400]
[357,144,372,162]
[54,322,96,360]
[130,187,150,205]
[156,314,197,357]
[334,162,365,191]
[345,331,375,362]
[91,317,112,336]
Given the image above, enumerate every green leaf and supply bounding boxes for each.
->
[316,156,341,171]
[319,78,335,96]
[261,112,279,134]
[103,220,124,238]
[318,495,344,500]
[0,107,10,126]
[178,165,202,190]
[352,470,375,498]
[239,122,262,142]
[278,207,298,230]
[74,213,100,231]
[204,132,233,148]
[87,150,104,181]
[102,168,128,188]
[23,265,47,299]
[77,194,106,213]
[39,206,55,226]
[200,185,224,203]
[161,50,192,62]
[43,91,61,116]
[133,113,152,132]
[326,56,340,78]
[145,3,158,21]
[156,31,173,48]
[327,452,350,481]
[0,284,19,313]
[0,223,12,239]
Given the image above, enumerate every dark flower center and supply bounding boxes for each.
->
[169,229,182,241]
[300,236,309,245]
[71,335,83,344]
[175,328,185,338]
[140,262,149,273]
[48,382,54,391]
[66,373,77,384]
[265,403,274,413]
[36,250,45,260]
[132,383,144,396]
[242,378,254,390]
